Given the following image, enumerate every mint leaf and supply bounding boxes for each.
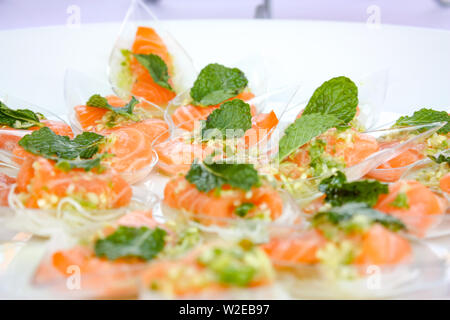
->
[278,113,343,161]
[318,171,389,207]
[312,202,406,233]
[201,99,252,140]
[133,53,173,91]
[86,94,139,118]
[390,192,410,209]
[302,76,358,124]
[185,161,260,192]
[429,154,450,164]
[394,108,450,134]
[55,153,112,172]
[185,162,223,193]
[94,226,166,261]
[0,101,44,129]
[235,202,255,217]
[19,127,105,160]
[190,63,248,106]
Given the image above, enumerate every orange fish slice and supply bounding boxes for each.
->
[0,120,73,155]
[171,92,256,132]
[440,173,450,194]
[163,177,283,224]
[374,180,447,237]
[261,229,327,264]
[103,118,169,179]
[74,95,141,131]
[34,210,157,298]
[354,224,412,265]
[154,136,205,176]
[129,26,176,107]
[366,142,426,182]
[16,157,132,210]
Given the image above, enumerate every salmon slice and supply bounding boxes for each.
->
[374,180,447,237]
[154,136,205,176]
[0,172,15,206]
[132,26,171,65]
[440,173,450,194]
[16,157,132,210]
[244,110,279,148]
[354,224,411,265]
[283,129,379,179]
[103,118,169,174]
[325,130,379,167]
[0,120,73,154]
[263,224,411,267]
[74,95,139,131]
[164,177,283,223]
[366,142,425,182]
[171,92,256,132]
[129,26,176,107]
[261,229,327,264]
[34,210,160,298]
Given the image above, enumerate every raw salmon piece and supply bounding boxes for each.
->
[104,118,169,174]
[34,210,161,298]
[324,130,379,167]
[244,110,279,148]
[374,180,446,237]
[0,172,15,206]
[16,157,132,209]
[154,136,205,176]
[132,26,171,65]
[163,177,283,222]
[128,26,176,107]
[130,76,176,108]
[284,129,379,179]
[354,224,411,265]
[74,95,134,130]
[440,173,450,194]
[261,229,327,264]
[366,142,425,182]
[34,245,145,298]
[0,120,73,154]
[171,92,256,132]
[74,105,108,130]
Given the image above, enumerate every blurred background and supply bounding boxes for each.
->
[1,0,450,30]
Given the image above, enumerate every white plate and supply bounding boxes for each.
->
[0,20,449,299]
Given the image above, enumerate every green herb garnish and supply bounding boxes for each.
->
[394,108,450,134]
[55,153,113,173]
[312,202,406,233]
[0,101,44,129]
[235,202,255,217]
[318,171,389,207]
[278,113,343,161]
[185,161,260,193]
[302,76,358,124]
[201,99,252,140]
[429,154,450,164]
[86,94,139,119]
[133,53,173,91]
[94,226,167,261]
[190,63,248,106]
[19,127,105,160]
